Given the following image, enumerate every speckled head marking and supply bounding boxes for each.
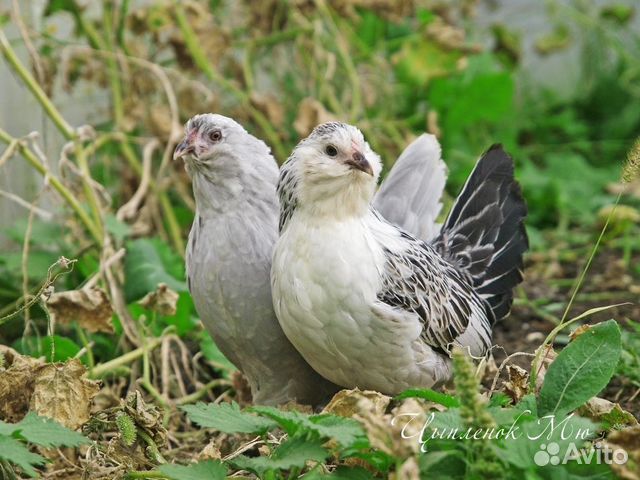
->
[277,122,382,229]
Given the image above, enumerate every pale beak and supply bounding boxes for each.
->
[173,139,194,161]
[345,150,373,176]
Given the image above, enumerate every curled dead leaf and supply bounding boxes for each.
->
[578,397,638,429]
[31,359,100,430]
[124,391,167,447]
[0,346,42,422]
[46,287,114,333]
[293,98,337,137]
[138,283,179,316]
[323,388,391,418]
[503,364,529,403]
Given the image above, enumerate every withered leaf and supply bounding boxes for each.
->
[578,397,638,429]
[30,359,100,429]
[503,364,529,403]
[46,287,114,333]
[0,346,42,422]
[323,388,390,418]
[138,283,179,316]
[293,98,337,137]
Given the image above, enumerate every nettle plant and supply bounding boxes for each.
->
[116,318,626,480]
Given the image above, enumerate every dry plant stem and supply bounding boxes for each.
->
[529,192,624,390]
[0,257,76,326]
[175,379,231,405]
[0,31,105,242]
[90,332,169,378]
[21,189,44,327]
[10,0,45,86]
[117,139,157,221]
[0,189,52,219]
[314,0,362,121]
[0,29,74,138]
[104,258,141,347]
[172,1,287,161]
[83,247,126,290]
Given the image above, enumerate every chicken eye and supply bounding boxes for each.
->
[209,130,222,142]
[325,145,338,157]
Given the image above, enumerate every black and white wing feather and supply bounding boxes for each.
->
[374,216,494,357]
[432,145,528,321]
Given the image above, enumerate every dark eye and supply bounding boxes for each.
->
[325,145,338,157]
[209,130,222,142]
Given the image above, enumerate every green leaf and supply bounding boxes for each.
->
[14,335,82,363]
[395,388,460,408]
[232,436,328,476]
[44,0,80,16]
[496,414,596,471]
[250,406,366,448]
[0,435,46,477]
[124,238,186,302]
[158,460,226,480]
[11,413,88,448]
[181,402,276,434]
[538,320,622,418]
[104,215,131,241]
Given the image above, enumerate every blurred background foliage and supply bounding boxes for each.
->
[0,0,638,394]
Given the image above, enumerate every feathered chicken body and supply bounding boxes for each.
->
[175,115,450,404]
[272,122,527,394]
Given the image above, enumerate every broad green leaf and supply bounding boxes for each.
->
[181,402,276,434]
[250,406,366,448]
[15,335,82,363]
[0,435,46,477]
[232,436,328,476]
[159,460,226,480]
[538,320,622,417]
[395,388,460,408]
[12,413,89,448]
[419,450,466,479]
[124,238,186,302]
[496,414,596,470]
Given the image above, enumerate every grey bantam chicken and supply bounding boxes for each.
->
[174,114,447,405]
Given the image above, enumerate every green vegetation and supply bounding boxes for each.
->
[0,0,638,478]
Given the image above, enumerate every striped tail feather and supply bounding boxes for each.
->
[432,145,528,321]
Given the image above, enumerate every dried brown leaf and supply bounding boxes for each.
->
[503,364,529,403]
[31,359,100,429]
[46,287,114,333]
[578,397,638,429]
[0,346,42,422]
[138,283,179,316]
[293,98,337,137]
[323,388,391,418]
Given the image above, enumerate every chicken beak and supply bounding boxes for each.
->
[173,139,194,161]
[345,150,373,176]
